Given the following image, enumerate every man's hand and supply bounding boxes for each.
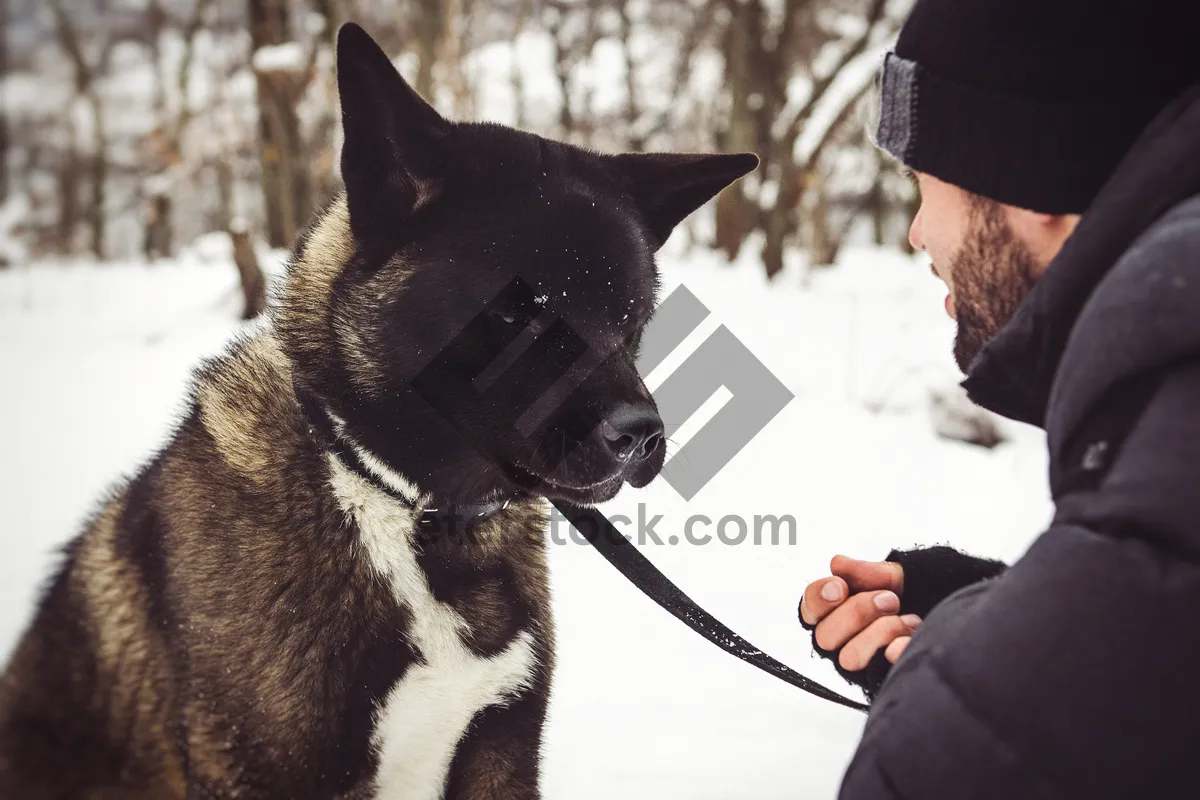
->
[800,555,922,670]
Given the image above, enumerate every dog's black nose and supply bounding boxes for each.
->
[600,402,664,462]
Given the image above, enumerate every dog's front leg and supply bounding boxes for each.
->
[442,678,549,800]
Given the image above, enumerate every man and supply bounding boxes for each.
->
[798,0,1200,796]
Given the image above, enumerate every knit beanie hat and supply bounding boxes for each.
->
[873,0,1200,214]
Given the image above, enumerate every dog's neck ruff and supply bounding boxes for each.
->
[292,382,512,527]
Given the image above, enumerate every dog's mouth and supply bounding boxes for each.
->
[504,463,627,505]
[498,410,667,505]
[542,470,624,495]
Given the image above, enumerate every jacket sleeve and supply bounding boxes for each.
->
[800,546,1007,701]
[838,358,1200,800]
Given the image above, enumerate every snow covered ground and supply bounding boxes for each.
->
[0,241,1052,798]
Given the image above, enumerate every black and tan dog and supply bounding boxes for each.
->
[0,23,755,799]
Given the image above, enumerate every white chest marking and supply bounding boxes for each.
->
[327,456,538,800]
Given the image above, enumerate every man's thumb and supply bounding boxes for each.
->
[830,555,905,595]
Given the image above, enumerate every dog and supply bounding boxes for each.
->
[0,23,756,799]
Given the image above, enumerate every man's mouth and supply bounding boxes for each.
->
[931,263,956,320]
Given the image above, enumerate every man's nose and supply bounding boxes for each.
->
[908,208,925,252]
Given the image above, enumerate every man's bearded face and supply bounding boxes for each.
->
[946,198,1040,371]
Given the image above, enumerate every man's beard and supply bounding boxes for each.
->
[948,199,1040,372]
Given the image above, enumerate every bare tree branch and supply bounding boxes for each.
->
[797,72,874,171]
[48,0,93,94]
[175,0,216,139]
[782,0,886,143]
[637,0,717,146]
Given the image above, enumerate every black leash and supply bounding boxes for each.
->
[554,501,870,713]
[294,384,865,711]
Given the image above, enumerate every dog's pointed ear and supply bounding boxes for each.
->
[336,23,451,239]
[608,152,759,249]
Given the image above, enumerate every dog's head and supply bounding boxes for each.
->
[280,24,756,507]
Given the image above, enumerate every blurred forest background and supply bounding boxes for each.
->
[1,9,1036,792]
[1,0,918,285]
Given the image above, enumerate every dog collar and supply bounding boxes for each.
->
[417,496,513,529]
[293,382,515,528]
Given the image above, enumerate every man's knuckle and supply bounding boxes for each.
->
[886,636,910,663]
[857,592,886,622]
[838,646,861,671]
[801,590,819,621]
[815,622,837,651]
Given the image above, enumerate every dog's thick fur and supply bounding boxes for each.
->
[0,23,755,800]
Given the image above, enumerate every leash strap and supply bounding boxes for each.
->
[554,501,870,713]
[294,385,864,710]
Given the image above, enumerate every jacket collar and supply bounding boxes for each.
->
[961,84,1200,428]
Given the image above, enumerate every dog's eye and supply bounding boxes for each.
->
[490,310,531,327]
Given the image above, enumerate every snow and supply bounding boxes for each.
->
[0,244,1052,797]
[469,31,562,130]
[252,41,306,73]
[929,384,1005,448]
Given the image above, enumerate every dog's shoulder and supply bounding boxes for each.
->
[188,325,301,484]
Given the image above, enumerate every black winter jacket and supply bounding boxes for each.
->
[833,85,1200,799]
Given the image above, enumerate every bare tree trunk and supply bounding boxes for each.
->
[313,0,353,41]
[0,110,8,207]
[87,94,107,259]
[440,0,473,116]
[249,0,313,249]
[714,0,760,261]
[809,174,837,267]
[143,193,173,260]
[545,0,602,142]
[50,0,113,259]
[231,228,268,320]
[637,2,712,150]
[146,0,169,120]
[761,209,787,278]
[414,0,443,101]
[618,0,642,151]
[174,0,213,144]
[214,157,235,234]
[264,82,299,245]
[0,0,10,205]
[550,19,575,135]
[57,119,82,254]
[762,164,803,278]
[510,0,533,129]
[712,0,891,276]
[306,0,344,207]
